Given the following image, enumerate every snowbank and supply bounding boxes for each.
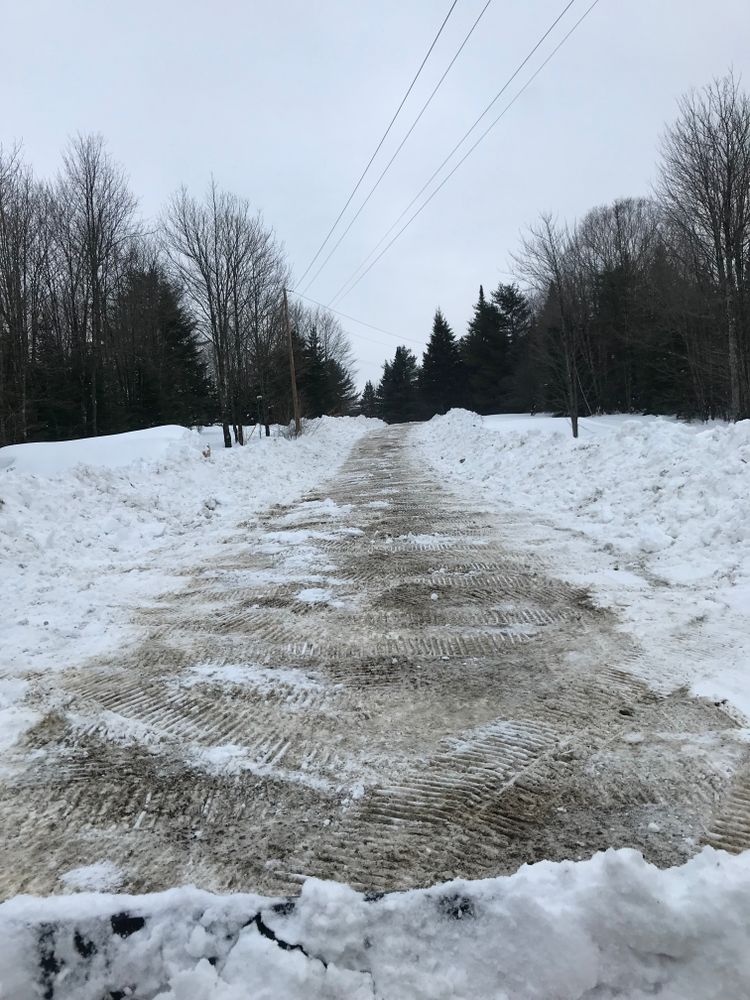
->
[1,847,747,1000]
[0,417,378,743]
[416,410,747,584]
[0,424,196,475]
[414,410,750,712]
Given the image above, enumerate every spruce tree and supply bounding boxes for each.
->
[376,346,419,423]
[300,327,329,418]
[325,357,358,414]
[460,284,508,414]
[491,283,533,411]
[105,266,213,432]
[360,380,377,417]
[418,308,466,417]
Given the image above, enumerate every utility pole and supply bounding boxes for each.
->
[283,288,302,435]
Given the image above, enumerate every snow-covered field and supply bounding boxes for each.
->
[415,410,750,717]
[3,411,750,999]
[0,419,376,759]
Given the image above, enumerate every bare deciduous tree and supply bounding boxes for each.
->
[0,145,47,442]
[658,72,750,419]
[162,181,288,446]
[55,134,138,434]
[514,214,585,437]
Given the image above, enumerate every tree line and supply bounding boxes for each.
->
[366,73,750,434]
[0,138,357,448]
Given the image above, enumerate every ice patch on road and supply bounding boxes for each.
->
[297,587,333,604]
[181,662,327,692]
[194,744,335,792]
[296,581,356,609]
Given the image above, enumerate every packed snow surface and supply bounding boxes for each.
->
[1,847,748,1000]
[414,410,750,715]
[4,411,750,998]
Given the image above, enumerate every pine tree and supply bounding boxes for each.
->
[460,285,508,414]
[359,380,377,417]
[418,308,466,417]
[376,346,419,423]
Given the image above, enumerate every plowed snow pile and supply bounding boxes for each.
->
[1,847,748,1000]
[414,411,750,714]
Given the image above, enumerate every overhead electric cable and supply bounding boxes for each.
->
[336,2,601,302]
[294,0,461,290]
[329,0,591,306]
[287,288,423,348]
[300,0,495,295]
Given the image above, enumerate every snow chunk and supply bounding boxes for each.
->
[59,861,123,892]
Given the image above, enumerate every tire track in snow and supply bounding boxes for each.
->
[0,425,743,897]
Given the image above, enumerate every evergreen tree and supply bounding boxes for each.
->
[460,285,511,414]
[325,357,358,414]
[359,380,377,417]
[376,346,420,423]
[297,325,358,417]
[154,277,214,427]
[299,327,329,418]
[418,308,466,417]
[491,283,533,411]
[106,266,214,432]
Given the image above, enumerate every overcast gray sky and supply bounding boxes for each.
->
[3,0,749,386]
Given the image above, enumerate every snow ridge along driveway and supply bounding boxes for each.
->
[1,425,745,897]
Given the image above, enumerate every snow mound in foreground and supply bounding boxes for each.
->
[1,847,748,1000]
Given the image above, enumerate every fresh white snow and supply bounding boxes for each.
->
[414,410,750,715]
[1,847,749,1000]
[0,424,195,475]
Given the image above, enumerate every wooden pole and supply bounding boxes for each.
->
[283,288,302,435]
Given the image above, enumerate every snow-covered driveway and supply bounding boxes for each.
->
[1,424,746,899]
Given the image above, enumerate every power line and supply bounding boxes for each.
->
[294,0,461,290]
[300,0,495,296]
[287,288,424,349]
[329,0,586,307]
